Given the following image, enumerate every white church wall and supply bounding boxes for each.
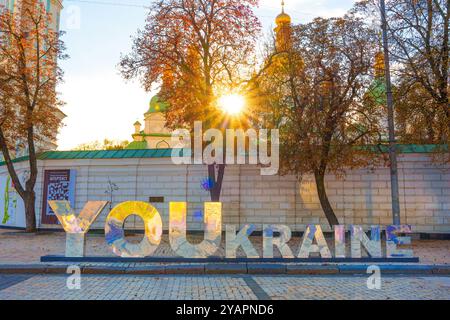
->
[0,153,448,233]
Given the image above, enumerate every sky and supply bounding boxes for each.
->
[57,0,357,150]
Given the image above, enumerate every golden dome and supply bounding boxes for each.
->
[276,12,291,25]
[276,1,291,25]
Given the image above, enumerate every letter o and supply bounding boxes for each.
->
[105,201,162,257]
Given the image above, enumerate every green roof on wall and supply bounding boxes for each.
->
[365,144,448,154]
[38,148,179,160]
[0,144,446,167]
[0,148,182,166]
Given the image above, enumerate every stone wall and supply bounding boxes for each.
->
[1,153,448,233]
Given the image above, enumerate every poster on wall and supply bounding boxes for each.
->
[41,169,77,225]
[0,172,26,228]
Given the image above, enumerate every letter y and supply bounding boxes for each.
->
[48,201,108,257]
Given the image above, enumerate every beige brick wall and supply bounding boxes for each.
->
[1,153,448,233]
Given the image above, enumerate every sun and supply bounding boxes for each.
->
[218,94,245,115]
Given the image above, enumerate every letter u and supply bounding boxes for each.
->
[169,202,222,258]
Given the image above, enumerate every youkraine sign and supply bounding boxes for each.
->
[47,200,415,261]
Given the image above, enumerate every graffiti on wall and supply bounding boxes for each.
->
[2,176,17,224]
[0,172,27,227]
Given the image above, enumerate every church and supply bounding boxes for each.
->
[0,3,448,236]
[126,95,176,150]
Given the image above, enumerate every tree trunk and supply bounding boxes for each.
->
[314,169,339,227]
[24,111,38,232]
[208,164,225,202]
[24,191,37,233]
[440,0,449,121]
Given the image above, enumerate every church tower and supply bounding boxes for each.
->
[274,1,292,52]
[127,95,177,150]
[368,48,389,142]
[374,51,385,79]
[370,50,387,106]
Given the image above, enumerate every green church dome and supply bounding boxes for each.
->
[368,78,387,106]
[146,95,169,115]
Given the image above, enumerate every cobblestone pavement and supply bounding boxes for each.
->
[0,274,448,300]
[1,229,449,264]
[255,276,450,300]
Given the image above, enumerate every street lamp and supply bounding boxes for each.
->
[380,0,401,225]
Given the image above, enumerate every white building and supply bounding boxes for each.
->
[1,0,62,30]
[0,0,65,158]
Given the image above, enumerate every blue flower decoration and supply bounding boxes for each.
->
[193,210,203,222]
[200,177,214,191]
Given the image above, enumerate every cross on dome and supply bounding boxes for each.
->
[276,0,291,25]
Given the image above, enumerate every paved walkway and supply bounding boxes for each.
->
[1,229,449,264]
[0,274,448,300]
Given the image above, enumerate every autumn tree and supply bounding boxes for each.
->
[0,0,66,232]
[356,0,449,147]
[250,16,383,226]
[74,139,130,151]
[120,0,261,201]
[395,81,447,144]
